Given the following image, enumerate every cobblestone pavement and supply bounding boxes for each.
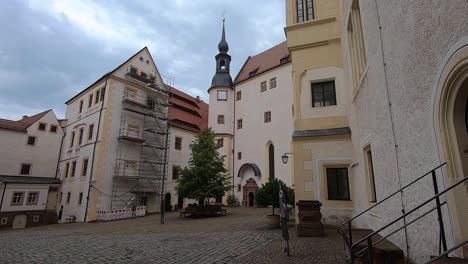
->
[0,208,346,263]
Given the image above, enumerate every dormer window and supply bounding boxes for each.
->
[280,56,290,64]
[249,68,259,77]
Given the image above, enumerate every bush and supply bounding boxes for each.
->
[226,194,238,207]
[255,178,294,216]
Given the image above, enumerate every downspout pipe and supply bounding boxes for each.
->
[84,74,110,222]
[232,85,236,199]
[55,129,66,179]
[0,182,7,212]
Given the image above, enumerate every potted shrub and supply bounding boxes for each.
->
[255,178,294,227]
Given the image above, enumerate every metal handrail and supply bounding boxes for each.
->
[338,162,447,235]
[349,175,468,263]
[425,240,468,264]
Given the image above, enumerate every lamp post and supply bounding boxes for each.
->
[282,153,293,164]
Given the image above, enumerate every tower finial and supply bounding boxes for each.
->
[218,16,229,53]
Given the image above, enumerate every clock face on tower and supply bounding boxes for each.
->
[217,90,228,101]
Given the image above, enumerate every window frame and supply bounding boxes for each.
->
[217,115,225,124]
[26,192,39,205]
[326,167,351,201]
[270,78,277,89]
[237,152,242,160]
[364,145,377,203]
[38,122,47,131]
[237,119,243,129]
[217,138,224,148]
[311,81,337,108]
[20,163,31,175]
[264,111,272,123]
[172,165,181,180]
[236,91,242,101]
[82,159,88,176]
[88,124,94,140]
[260,81,267,92]
[78,127,84,145]
[69,131,75,148]
[27,136,36,146]
[64,162,70,178]
[11,192,25,206]
[175,137,182,150]
[88,94,93,108]
[50,125,58,133]
[78,192,83,205]
[71,161,77,177]
[79,100,84,113]
[66,192,71,204]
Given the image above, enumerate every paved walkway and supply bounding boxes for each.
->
[0,207,346,263]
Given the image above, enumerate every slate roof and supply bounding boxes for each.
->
[234,41,290,85]
[0,175,61,184]
[0,110,51,132]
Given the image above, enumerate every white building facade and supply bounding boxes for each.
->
[0,110,63,229]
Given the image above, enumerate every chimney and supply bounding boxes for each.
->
[22,115,28,119]
[196,96,200,102]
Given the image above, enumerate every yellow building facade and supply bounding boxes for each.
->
[285,0,354,225]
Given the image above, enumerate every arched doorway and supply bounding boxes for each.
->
[248,192,255,207]
[434,42,468,243]
[12,214,27,229]
[242,178,259,207]
[269,144,275,179]
[164,193,171,211]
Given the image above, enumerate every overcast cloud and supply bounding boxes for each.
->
[0,0,285,120]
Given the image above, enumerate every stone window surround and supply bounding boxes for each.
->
[26,191,39,205]
[38,122,47,131]
[363,143,377,204]
[20,163,32,175]
[175,136,182,150]
[317,160,354,209]
[26,136,37,146]
[217,90,228,101]
[217,115,225,124]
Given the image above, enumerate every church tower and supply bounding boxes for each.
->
[208,19,234,197]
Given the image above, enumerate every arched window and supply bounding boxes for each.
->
[269,144,275,179]
[220,60,226,70]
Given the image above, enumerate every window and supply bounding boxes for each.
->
[38,123,46,131]
[296,0,314,22]
[217,138,224,148]
[11,192,24,205]
[237,184,241,192]
[270,78,277,89]
[64,162,70,178]
[217,90,227,101]
[312,81,337,107]
[20,163,31,175]
[71,161,76,177]
[348,0,367,88]
[147,97,155,110]
[88,94,93,108]
[66,192,71,204]
[237,119,243,129]
[50,125,58,133]
[88,124,94,140]
[217,115,225,124]
[78,128,84,145]
[264,111,272,123]
[82,159,88,176]
[237,152,242,160]
[172,166,180,180]
[100,87,105,102]
[33,215,40,222]
[236,91,242,101]
[175,137,182,150]
[269,144,275,179]
[78,193,83,205]
[27,136,36,146]
[26,192,39,205]
[1,218,7,225]
[69,131,75,148]
[79,100,84,113]
[326,168,350,201]
[95,90,100,104]
[260,81,267,92]
[364,146,377,202]
[59,192,63,202]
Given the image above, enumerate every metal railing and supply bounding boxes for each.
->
[347,173,468,263]
[425,240,468,264]
[337,163,447,256]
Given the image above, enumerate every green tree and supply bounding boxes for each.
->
[176,128,230,206]
[255,178,294,215]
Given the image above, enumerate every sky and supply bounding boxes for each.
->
[0,0,286,120]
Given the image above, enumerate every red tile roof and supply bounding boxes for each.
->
[234,41,290,85]
[0,110,51,132]
[168,86,208,133]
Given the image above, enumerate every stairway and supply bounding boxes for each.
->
[342,229,404,264]
[44,210,58,225]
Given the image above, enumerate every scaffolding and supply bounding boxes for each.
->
[111,66,170,212]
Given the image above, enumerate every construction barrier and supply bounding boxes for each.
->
[96,206,146,221]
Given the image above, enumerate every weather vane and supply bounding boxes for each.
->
[222,9,226,23]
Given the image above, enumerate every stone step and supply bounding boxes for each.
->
[44,211,58,225]
[342,229,404,264]
[431,257,468,264]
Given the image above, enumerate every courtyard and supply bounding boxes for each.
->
[0,207,346,263]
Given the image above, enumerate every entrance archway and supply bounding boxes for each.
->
[12,214,27,229]
[248,192,255,207]
[434,41,468,243]
[242,178,259,207]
